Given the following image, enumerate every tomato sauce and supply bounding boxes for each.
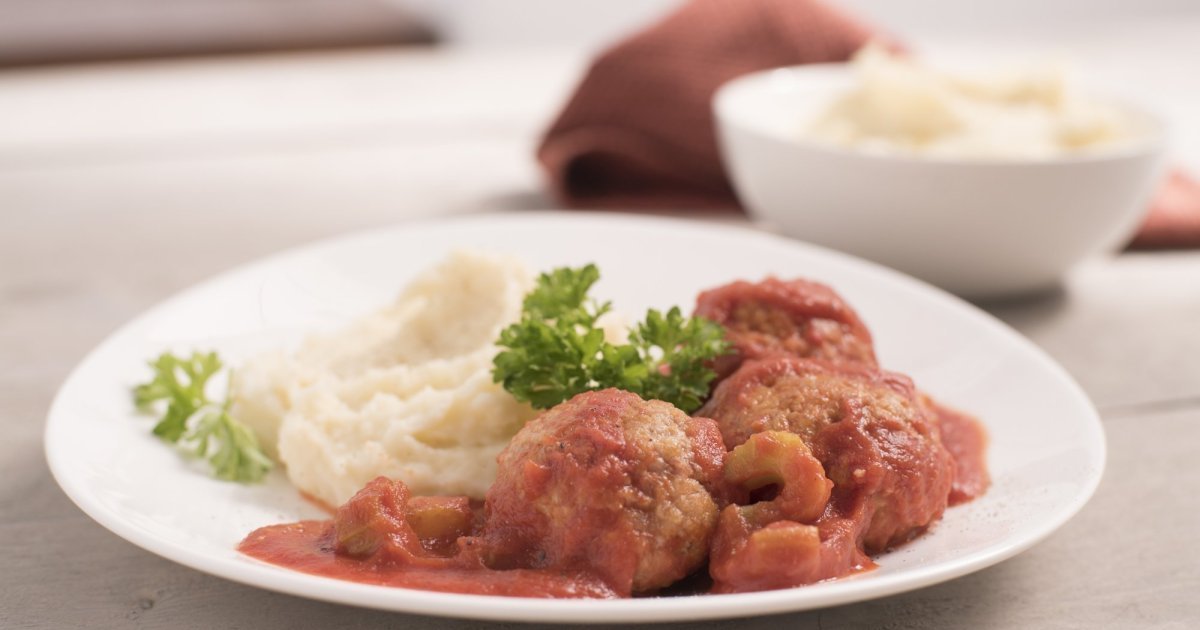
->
[239,521,617,598]
[239,408,987,598]
[241,393,984,600]
[929,400,991,505]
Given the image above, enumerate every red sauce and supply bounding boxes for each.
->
[699,429,876,593]
[927,399,991,506]
[239,408,988,598]
[239,521,616,598]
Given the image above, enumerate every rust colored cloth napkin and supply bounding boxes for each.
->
[537,0,1200,249]
[538,0,886,210]
[1131,170,1200,249]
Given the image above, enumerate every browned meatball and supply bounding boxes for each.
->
[479,389,726,595]
[694,277,877,379]
[697,357,953,553]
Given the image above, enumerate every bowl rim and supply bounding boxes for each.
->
[713,62,1169,167]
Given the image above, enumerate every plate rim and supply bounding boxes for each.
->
[44,211,1107,623]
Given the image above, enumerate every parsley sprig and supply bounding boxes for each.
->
[492,264,728,412]
[133,351,272,483]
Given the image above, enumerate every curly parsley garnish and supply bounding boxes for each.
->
[133,351,271,483]
[492,264,728,412]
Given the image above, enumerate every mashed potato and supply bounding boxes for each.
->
[806,44,1140,159]
[230,251,537,506]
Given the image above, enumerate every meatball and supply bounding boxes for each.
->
[694,277,877,378]
[479,389,726,594]
[697,357,953,553]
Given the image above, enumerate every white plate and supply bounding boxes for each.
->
[45,213,1105,623]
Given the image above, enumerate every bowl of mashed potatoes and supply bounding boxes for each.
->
[713,45,1167,297]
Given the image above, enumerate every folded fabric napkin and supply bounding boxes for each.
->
[1131,170,1200,249]
[537,0,1200,249]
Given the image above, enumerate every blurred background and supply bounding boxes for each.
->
[2,0,1199,63]
[4,0,1197,277]
[3,0,1197,186]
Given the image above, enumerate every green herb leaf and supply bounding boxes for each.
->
[492,265,729,413]
[132,351,271,483]
[521,264,612,326]
[629,307,729,413]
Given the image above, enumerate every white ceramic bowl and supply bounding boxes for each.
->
[713,64,1168,298]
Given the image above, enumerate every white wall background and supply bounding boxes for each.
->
[404,0,1200,49]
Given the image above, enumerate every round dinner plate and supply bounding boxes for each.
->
[45,213,1105,623]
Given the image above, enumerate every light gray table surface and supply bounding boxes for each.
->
[3,40,1200,629]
